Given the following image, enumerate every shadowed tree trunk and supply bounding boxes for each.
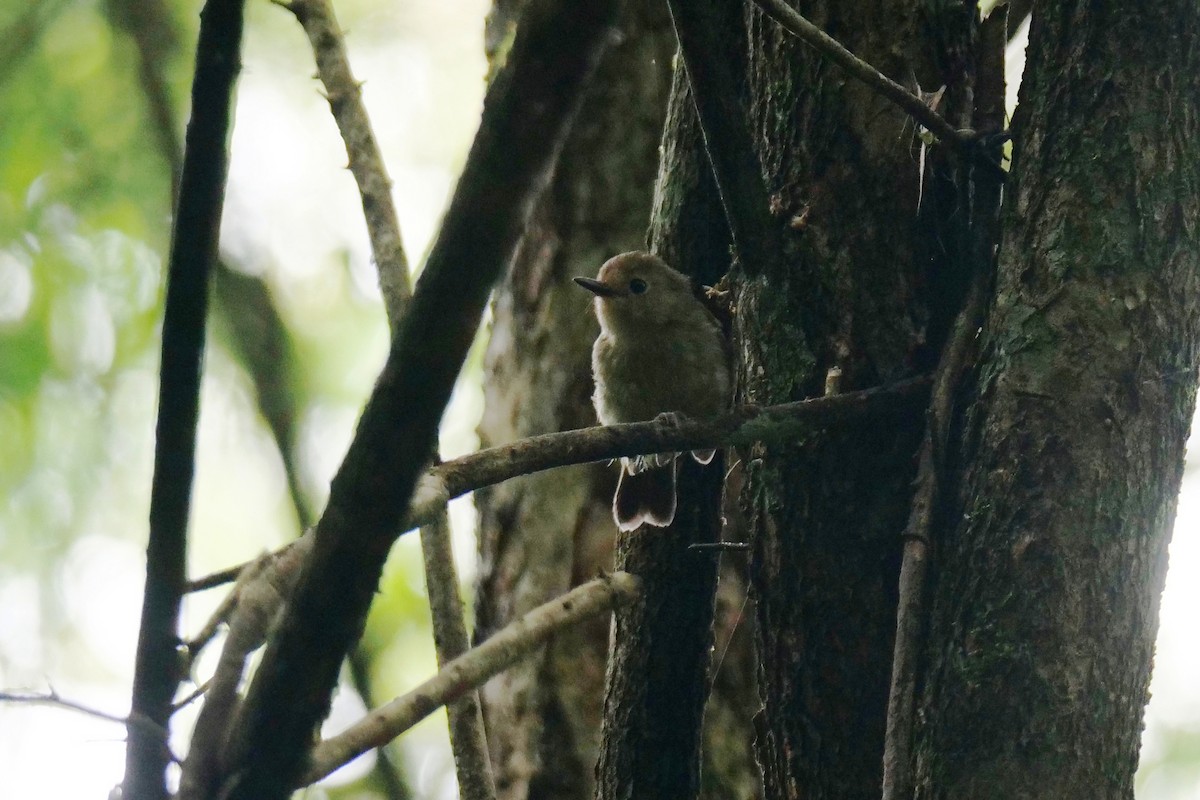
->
[720,3,968,797]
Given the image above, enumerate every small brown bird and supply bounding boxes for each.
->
[574,251,731,531]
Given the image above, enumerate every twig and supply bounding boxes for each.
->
[303,572,641,786]
[750,0,974,150]
[115,1,414,795]
[1,690,177,760]
[124,1,245,798]
[278,5,436,795]
[419,512,496,800]
[278,0,411,328]
[178,538,310,800]
[187,377,932,593]
[216,2,621,796]
[103,0,184,196]
[2,689,134,726]
[277,6,491,787]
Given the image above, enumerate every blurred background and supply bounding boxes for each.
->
[0,2,1195,798]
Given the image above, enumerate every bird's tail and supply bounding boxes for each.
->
[613,459,677,531]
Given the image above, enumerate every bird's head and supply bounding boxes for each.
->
[573,251,697,335]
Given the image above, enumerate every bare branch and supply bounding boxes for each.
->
[303,572,641,786]
[278,0,411,327]
[2,690,176,761]
[420,512,496,800]
[125,0,245,797]
[178,538,311,800]
[750,0,973,149]
[187,377,931,594]
[2,689,132,726]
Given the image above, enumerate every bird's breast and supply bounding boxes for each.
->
[592,324,730,425]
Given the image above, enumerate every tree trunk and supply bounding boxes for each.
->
[473,5,676,799]
[719,3,968,797]
[913,2,1200,797]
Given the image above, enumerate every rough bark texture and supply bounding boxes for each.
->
[474,4,676,799]
[594,456,723,800]
[913,2,1200,798]
[725,3,963,798]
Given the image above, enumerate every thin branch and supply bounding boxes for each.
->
[750,0,974,150]
[178,541,308,800]
[278,0,411,328]
[420,512,496,800]
[187,376,932,593]
[1,690,177,760]
[217,1,622,796]
[124,1,244,798]
[303,572,641,786]
[275,7,494,793]
[103,0,184,196]
[114,3,414,796]
[2,689,133,726]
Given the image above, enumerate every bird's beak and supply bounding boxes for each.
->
[573,276,620,297]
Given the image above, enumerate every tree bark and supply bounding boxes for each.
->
[913,2,1200,797]
[474,4,676,799]
[723,3,965,797]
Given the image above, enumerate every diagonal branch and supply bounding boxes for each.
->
[303,572,641,786]
[281,2,492,795]
[664,0,779,277]
[123,1,245,798]
[186,376,931,593]
[278,0,411,328]
[750,0,975,150]
[215,1,623,796]
[420,512,497,800]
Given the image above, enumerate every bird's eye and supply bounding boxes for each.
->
[629,278,648,295]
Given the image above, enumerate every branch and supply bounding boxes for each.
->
[187,377,932,593]
[420,512,496,800]
[303,572,641,786]
[124,1,244,798]
[279,0,411,328]
[3,689,133,726]
[750,0,974,150]
[664,0,779,276]
[1,689,178,762]
[178,549,291,800]
[274,8,495,791]
[103,0,184,196]
[114,3,413,796]
[216,1,621,796]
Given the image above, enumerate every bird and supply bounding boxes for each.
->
[574,251,732,531]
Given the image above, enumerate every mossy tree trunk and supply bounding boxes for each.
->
[913,2,1200,797]
[712,3,974,797]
